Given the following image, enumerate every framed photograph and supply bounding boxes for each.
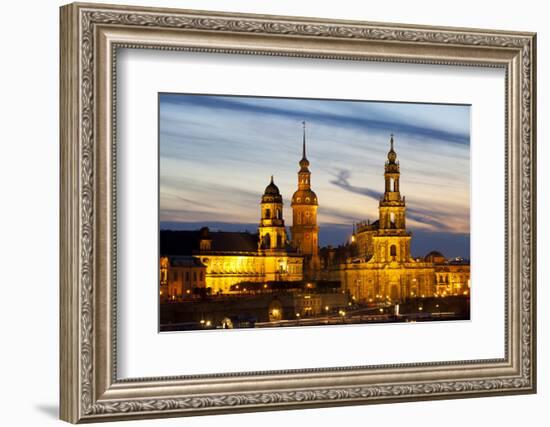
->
[60,2,537,423]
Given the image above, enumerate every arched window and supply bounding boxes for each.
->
[389,177,394,192]
[264,233,271,248]
[265,208,271,219]
[277,234,283,248]
[276,208,281,219]
[390,245,397,257]
[297,212,302,224]
[390,212,396,226]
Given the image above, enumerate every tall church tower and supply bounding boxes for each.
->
[291,122,320,272]
[259,176,287,250]
[373,134,412,263]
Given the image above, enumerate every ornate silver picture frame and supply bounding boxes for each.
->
[60,2,536,423]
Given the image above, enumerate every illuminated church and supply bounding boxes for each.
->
[160,126,469,302]
[320,135,470,302]
[160,174,303,296]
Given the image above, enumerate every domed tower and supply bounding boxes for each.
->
[291,122,320,272]
[259,176,287,250]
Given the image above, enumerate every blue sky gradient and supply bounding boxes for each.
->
[159,94,471,258]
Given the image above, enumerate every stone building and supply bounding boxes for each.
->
[160,128,470,304]
[159,256,207,301]
[321,135,470,303]
[160,177,303,294]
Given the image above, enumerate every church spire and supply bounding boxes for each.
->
[302,121,307,160]
[299,121,310,169]
[387,133,397,164]
[291,120,319,273]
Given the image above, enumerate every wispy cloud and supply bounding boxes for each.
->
[329,168,383,200]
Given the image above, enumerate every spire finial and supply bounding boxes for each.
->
[387,133,397,163]
[302,121,307,160]
[270,174,274,184]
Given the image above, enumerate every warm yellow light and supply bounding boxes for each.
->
[205,320,212,327]
[186,290,190,294]
[200,319,205,324]
[296,313,301,318]
[263,284,268,289]
[325,306,329,311]
[418,306,423,311]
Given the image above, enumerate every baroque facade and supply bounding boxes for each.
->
[160,128,470,303]
[160,177,303,295]
[321,135,470,302]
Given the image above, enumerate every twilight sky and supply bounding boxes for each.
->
[159,93,471,258]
